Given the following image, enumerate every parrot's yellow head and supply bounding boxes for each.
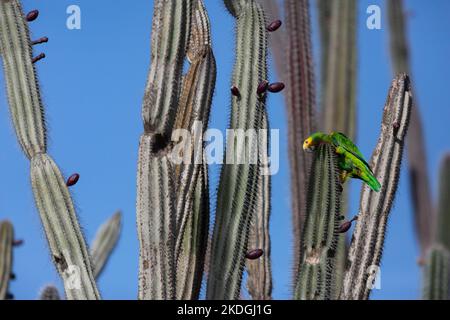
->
[303,137,315,152]
[303,132,327,152]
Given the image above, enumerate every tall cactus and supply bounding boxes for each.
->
[207,0,270,300]
[387,0,433,257]
[0,0,99,299]
[90,212,122,279]
[294,144,342,300]
[0,221,14,300]
[283,0,317,279]
[137,0,214,300]
[341,74,412,300]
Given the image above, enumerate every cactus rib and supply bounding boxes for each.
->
[0,221,14,300]
[90,212,122,279]
[294,144,342,300]
[423,245,450,300]
[341,74,412,300]
[207,0,269,300]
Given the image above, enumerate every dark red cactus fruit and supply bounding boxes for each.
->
[245,249,264,260]
[231,85,240,97]
[31,37,49,45]
[12,239,24,246]
[338,221,352,233]
[66,173,80,187]
[257,80,269,95]
[267,20,282,32]
[10,273,16,280]
[268,82,285,93]
[26,10,39,22]
[32,53,46,64]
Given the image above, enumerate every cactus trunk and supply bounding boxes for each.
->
[0,221,14,300]
[341,74,412,300]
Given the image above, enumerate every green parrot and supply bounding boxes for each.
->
[303,132,381,192]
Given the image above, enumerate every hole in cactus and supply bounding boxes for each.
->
[151,133,171,154]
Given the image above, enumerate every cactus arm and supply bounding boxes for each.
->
[341,74,412,300]
[207,0,269,300]
[387,0,434,256]
[246,110,272,300]
[31,154,100,299]
[90,212,122,279]
[0,0,46,159]
[0,221,14,300]
[423,245,449,300]
[283,0,318,281]
[142,0,192,136]
[39,285,61,300]
[293,144,342,300]
[436,154,450,251]
[0,0,99,299]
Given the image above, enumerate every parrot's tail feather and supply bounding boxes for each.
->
[360,171,381,192]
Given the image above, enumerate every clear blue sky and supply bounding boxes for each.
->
[0,0,449,300]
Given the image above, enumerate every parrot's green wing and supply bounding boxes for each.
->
[330,132,373,174]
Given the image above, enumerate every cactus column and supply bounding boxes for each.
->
[0,0,99,299]
[207,0,270,300]
[341,74,412,300]
[0,221,14,300]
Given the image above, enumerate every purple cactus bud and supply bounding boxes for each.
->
[32,53,46,64]
[267,20,282,32]
[245,249,264,260]
[26,10,39,22]
[231,85,240,97]
[268,82,285,93]
[257,80,269,95]
[12,239,24,246]
[31,37,49,45]
[338,221,352,233]
[66,173,80,187]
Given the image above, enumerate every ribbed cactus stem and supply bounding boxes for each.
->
[207,0,269,300]
[423,245,450,300]
[435,154,450,251]
[39,285,61,300]
[31,154,100,299]
[294,144,342,300]
[137,138,177,300]
[387,0,433,256]
[341,74,412,300]
[90,212,122,279]
[174,0,215,300]
[0,0,99,300]
[283,0,317,279]
[246,110,272,300]
[0,0,46,159]
[0,221,14,300]
[141,0,192,137]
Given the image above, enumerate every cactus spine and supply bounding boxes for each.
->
[0,0,99,299]
[90,212,122,279]
[294,144,342,300]
[137,0,215,300]
[0,221,14,300]
[207,0,269,300]
[341,74,412,300]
